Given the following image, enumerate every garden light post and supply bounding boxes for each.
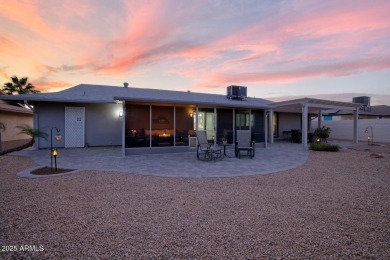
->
[52,149,58,171]
[51,127,62,172]
[365,126,373,145]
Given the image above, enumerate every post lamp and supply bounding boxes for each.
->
[365,126,373,145]
[52,149,58,171]
[316,137,321,143]
[51,127,62,172]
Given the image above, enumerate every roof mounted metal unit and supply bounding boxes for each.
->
[227,85,247,100]
[353,96,371,112]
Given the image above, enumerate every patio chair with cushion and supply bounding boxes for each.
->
[235,130,255,159]
[195,130,223,161]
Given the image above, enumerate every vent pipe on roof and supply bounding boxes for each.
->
[123,82,129,88]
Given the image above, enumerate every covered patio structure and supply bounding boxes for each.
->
[268,98,362,149]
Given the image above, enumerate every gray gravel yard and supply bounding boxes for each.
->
[1,145,390,259]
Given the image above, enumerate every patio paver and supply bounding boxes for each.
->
[11,142,310,178]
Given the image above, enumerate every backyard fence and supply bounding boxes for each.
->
[313,119,390,143]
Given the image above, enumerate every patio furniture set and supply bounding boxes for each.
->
[195,130,255,161]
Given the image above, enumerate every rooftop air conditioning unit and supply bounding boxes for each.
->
[227,85,247,100]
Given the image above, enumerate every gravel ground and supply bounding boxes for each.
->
[1,145,389,259]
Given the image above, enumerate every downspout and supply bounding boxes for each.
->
[24,100,39,149]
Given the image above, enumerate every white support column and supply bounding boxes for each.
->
[195,106,199,131]
[122,102,126,157]
[173,106,176,147]
[302,103,308,149]
[232,108,235,144]
[33,112,39,149]
[318,109,322,129]
[268,109,274,144]
[149,105,152,147]
[214,107,217,145]
[264,110,268,148]
[353,108,359,143]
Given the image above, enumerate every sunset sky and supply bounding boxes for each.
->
[1,0,389,105]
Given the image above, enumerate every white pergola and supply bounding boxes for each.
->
[267,98,362,149]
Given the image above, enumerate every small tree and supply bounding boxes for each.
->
[16,124,48,147]
[0,124,47,155]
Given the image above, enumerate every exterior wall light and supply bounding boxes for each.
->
[119,111,123,117]
[189,112,193,118]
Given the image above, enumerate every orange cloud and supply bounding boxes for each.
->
[33,80,73,93]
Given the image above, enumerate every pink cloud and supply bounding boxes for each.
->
[195,56,390,88]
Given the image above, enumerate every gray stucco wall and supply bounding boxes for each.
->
[33,102,122,148]
[277,112,301,139]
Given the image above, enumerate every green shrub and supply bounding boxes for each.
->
[310,143,339,152]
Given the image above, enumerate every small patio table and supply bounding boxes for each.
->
[219,143,233,158]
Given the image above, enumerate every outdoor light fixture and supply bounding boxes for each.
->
[316,138,321,143]
[119,111,123,117]
[365,126,373,145]
[189,112,193,118]
[52,149,58,172]
[51,127,61,172]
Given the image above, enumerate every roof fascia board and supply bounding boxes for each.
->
[114,96,268,109]
[270,98,361,110]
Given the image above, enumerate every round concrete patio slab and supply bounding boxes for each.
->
[11,142,310,178]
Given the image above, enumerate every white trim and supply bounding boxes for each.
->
[302,103,308,149]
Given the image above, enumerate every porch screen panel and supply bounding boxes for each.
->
[125,104,150,148]
[196,108,214,141]
[217,109,233,144]
[235,110,251,130]
[175,107,194,146]
[252,110,265,142]
[151,106,174,147]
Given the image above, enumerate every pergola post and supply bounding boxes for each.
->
[353,108,359,143]
[302,103,308,149]
[122,102,126,157]
[264,110,268,148]
[268,109,274,144]
[214,107,217,145]
[233,108,235,144]
[318,109,322,129]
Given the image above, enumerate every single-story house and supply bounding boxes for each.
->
[0,84,362,155]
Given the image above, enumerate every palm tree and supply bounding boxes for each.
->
[0,124,47,155]
[2,76,40,95]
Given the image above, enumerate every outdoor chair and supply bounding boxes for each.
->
[195,130,223,161]
[235,130,255,159]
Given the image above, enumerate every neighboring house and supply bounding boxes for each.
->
[0,90,33,142]
[319,98,390,143]
[0,84,361,154]
[323,105,390,120]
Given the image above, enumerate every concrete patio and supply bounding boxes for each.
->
[10,142,313,178]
